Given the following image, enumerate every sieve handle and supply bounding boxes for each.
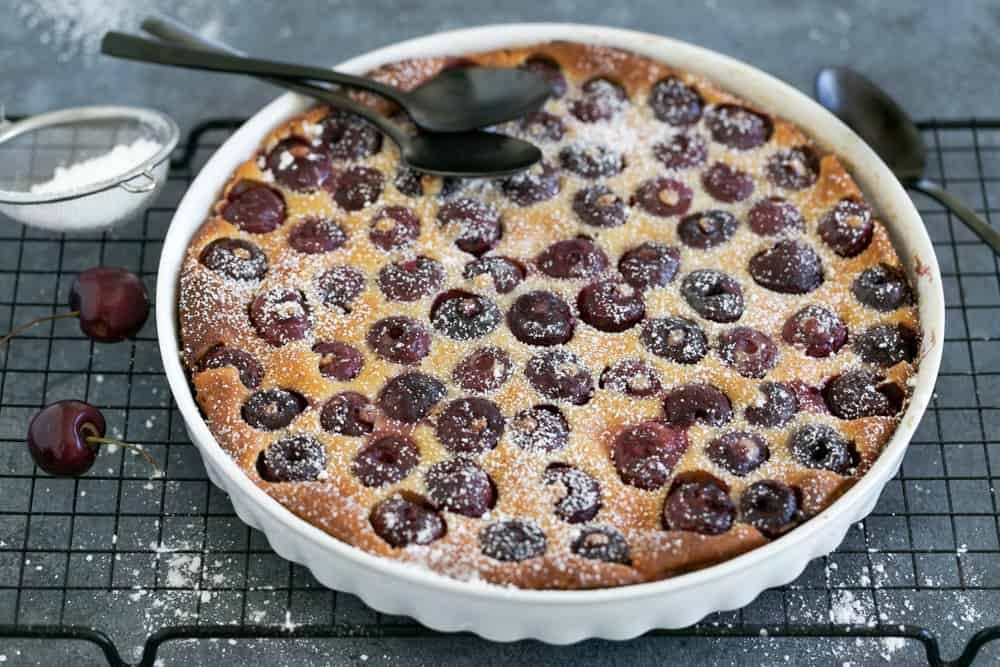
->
[119,169,157,193]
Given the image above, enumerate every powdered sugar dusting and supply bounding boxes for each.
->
[177,41,921,590]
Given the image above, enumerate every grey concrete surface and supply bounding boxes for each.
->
[1,1,998,135]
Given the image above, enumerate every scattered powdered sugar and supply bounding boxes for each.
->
[829,590,874,626]
[29,137,161,194]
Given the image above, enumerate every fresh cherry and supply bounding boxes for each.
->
[1,267,150,346]
[27,400,159,477]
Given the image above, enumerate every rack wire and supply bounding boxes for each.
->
[0,119,999,666]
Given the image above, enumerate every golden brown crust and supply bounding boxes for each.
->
[178,41,920,589]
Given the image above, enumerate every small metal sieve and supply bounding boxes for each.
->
[0,106,179,232]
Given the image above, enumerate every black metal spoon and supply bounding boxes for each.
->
[816,66,1000,254]
[101,31,550,134]
[117,22,540,178]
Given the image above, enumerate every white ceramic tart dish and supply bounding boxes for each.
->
[158,24,944,642]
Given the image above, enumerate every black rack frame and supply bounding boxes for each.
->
[0,118,999,666]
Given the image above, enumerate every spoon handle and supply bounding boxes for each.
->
[135,18,407,148]
[909,178,1000,255]
[101,31,407,108]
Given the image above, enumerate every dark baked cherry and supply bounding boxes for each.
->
[500,162,561,206]
[453,347,513,393]
[649,76,704,126]
[707,431,771,476]
[519,110,565,142]
[288,218,347,254]
[480,519,547,562]
[571,525,630,564]
[663,471,735,535]
[577,281,645,333]
[612,420,688,490]
[377,372,446,424]
[526,349,595,405]
[222,180,286,233]
[853,324,919,367]
[393,166,423,197]
[718,327,778,378]
[747,196,804,236]
[544,463,601,523]
[66,267,150,343]
[572,185,627,228]
[320,391,375,436]
[249,288,311,346]
[740,480,799,538]
[662,384,733,427]
[678,210,738,249]
[632,177,693,218]
[436,176,465,199]
[571,77,628,122]
[437,198,502,256]
[431,290,501,341]
[640,316,708,365]
[788,424,858,474]
[435,397,505,454]
[198,345,263,388]
[352,434,420,487]
[782,305,848,358]
[536,238,609,280]
[745,382,798,428]
[749,240,824,294]
[823,369,904,419]
[366,316,431,364]
[369,206,420,251]
[313,341,364,381]
[653,133,708,170]
[463,256,526,294]
[766,146,820,190]
[377,256,444,302]
[619,242,680,290]
[266,138,331,192]
[706,104,774,150]
[819,198,874,257]
[702,162,754,203]
[241,388,307,431]
[518,55,567,98]
[315,265,365,312]
[256,435,326,482]
[788,379,829,415]
[331,166,384,212]
[511,404,570,452]
[853,263,912,312]
[559,143,625,179]
[681,270,744,323]
[370,494,445,547]
[199,238,268,281]
[507,291,575,346]
[426,458,496,517]
[600,358,664,398]
[319,109,383,161]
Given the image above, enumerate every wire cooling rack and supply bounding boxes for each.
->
[1,119,1000,666]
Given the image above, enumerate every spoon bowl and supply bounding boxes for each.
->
[404,131,542,177]
[404,66,552,132]
[815,67,925,181]
[816,66,1000,254]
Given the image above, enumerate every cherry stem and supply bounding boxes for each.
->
[0,311,79,346]
[86,436,162,478]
